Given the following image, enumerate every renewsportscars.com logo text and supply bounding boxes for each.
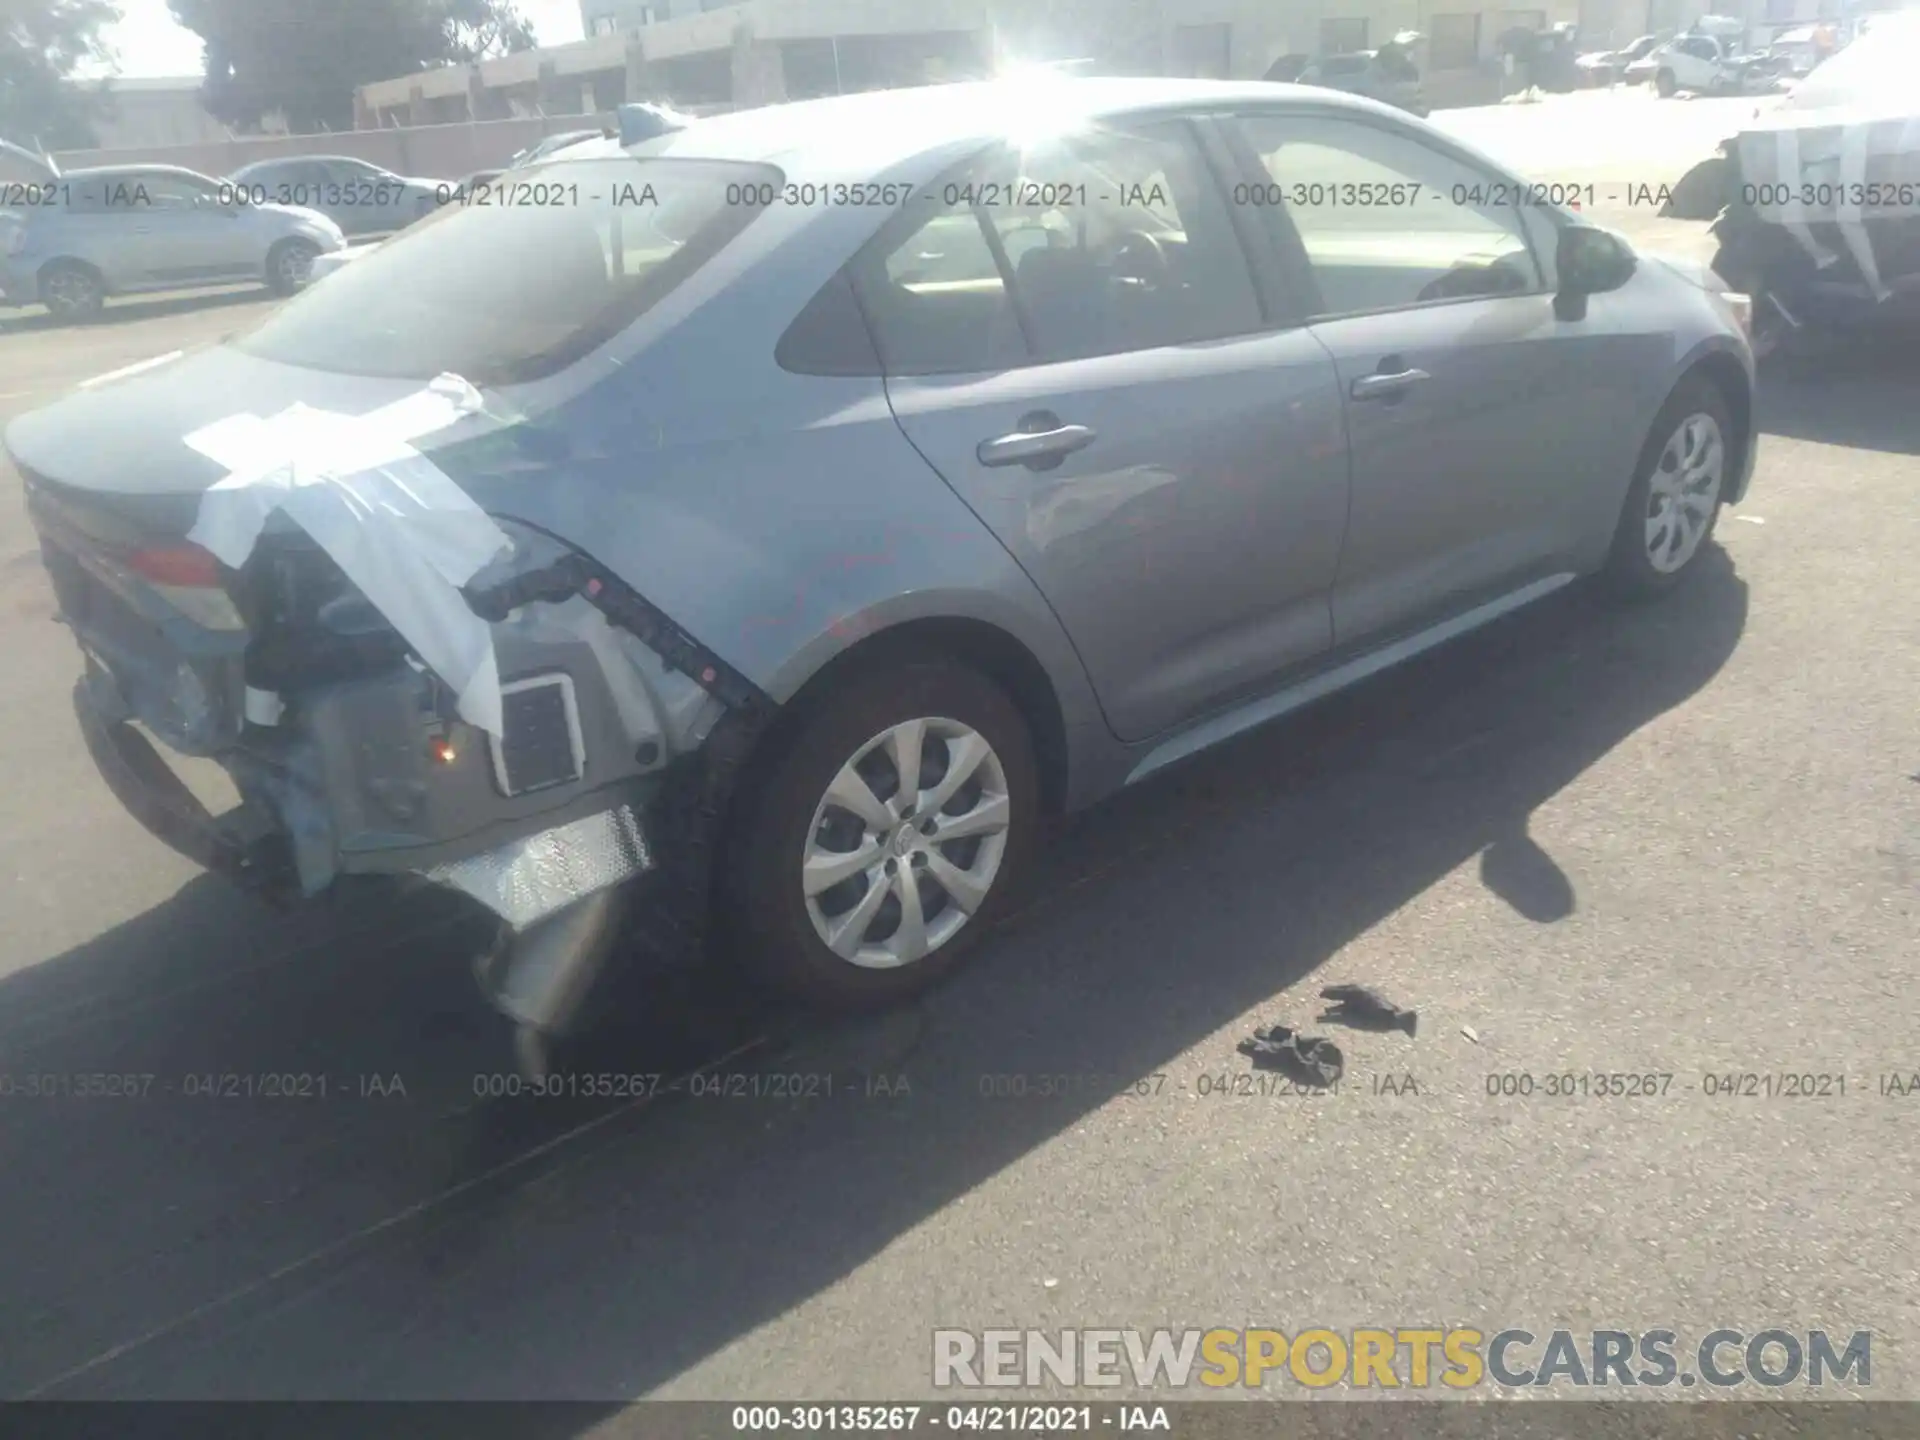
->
[932,1328,1872,1391]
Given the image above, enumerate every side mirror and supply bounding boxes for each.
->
[1554,223,1636,319]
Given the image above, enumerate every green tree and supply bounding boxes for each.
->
[169,0,535,134]
[444,0,537,62]
[0,0,119,150]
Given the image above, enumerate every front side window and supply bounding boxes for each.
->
[132,172,220,210]
[855,118,1262,373]
[232,156,777,384]
[1233,113,1544,319]
[324,157,389,183]
[69,170,217,214]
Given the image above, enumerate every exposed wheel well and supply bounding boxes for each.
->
[1684,352,1752,492]
[38,257,105,290]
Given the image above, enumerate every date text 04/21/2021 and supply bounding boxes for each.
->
[0,1072,408,1099]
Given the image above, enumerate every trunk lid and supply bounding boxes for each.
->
[10,345,451,751]
[6,343,450,520]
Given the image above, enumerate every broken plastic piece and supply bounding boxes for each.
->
[183,372,512,736]
[424,802,652,931]
[1238,1027,1344,1088]
[1318,983,1418,1037]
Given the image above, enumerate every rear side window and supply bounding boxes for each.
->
[231,157,779,385]
[850,118,1264,374]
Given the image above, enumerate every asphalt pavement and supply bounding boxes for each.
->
[0,91,1914,1409]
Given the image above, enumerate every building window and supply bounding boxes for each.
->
[1429,13,1481,67]
[590,15,618,34]
[1320,18,1369,54]
[1172,23,1233,78]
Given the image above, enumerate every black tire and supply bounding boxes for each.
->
[1603,376,1733,600]
[1654,68,1678,97]
[39,261,105,321]
[266,237,320,296]
[726,658,1040,1011]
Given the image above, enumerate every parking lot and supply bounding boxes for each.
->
[0,89,1915,1405]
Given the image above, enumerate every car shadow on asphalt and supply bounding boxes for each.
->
[1759,334,1920,455]
[0,551,1748,1400]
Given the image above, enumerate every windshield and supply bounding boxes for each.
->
[232,156,777,385]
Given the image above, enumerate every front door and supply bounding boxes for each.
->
[1224,107,1635,645]
[864,118,1351,742]
[111,172,244,284]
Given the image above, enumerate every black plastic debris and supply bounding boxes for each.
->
[1318,983,1418,1037]
[1236,1026,1345,1088]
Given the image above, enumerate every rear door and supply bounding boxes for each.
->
[865,117,1351,743]
[1221,107,1638,645]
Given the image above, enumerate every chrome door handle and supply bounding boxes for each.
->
[1349,368,1430,401]
[976,424,1096,468]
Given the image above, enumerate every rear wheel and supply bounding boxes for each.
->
[727,659,1039,1010]
[1604,377,1732,599]
[39,261,104,321]
[1655,67,1679,96]
[266,237,320,296]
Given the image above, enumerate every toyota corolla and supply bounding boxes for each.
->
[4,77,1755,1075]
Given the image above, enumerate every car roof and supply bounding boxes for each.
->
[233,154,377,169]
[63,164,219,183]
[549,77,1400,183]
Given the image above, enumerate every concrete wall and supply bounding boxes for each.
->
[51,113,629,182]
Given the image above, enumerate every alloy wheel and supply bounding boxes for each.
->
[43,268,100,317]
[800,716,1012,969]
[276,241,318,289]
[1644,411,1725,574]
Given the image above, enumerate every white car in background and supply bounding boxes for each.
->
[1629,33,1739,95]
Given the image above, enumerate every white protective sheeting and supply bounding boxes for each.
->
[1749,9,1920,298]
[183,373,514,736]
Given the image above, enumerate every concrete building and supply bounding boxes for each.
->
[582,0,742,34]
[72,76,234,149]
[357,0,1585,127]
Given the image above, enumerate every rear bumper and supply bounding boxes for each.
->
[72,668,296,901]
[70,654,755,1032]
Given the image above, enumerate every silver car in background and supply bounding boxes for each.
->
[6,78,1755,1072]
[0,163,344,320]
[227,154,444,238]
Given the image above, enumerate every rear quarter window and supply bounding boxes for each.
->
[776,270,883,376]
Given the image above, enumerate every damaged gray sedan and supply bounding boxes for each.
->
[7,78,1755,1073]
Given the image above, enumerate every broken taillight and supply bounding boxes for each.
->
[124,542,222,589]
